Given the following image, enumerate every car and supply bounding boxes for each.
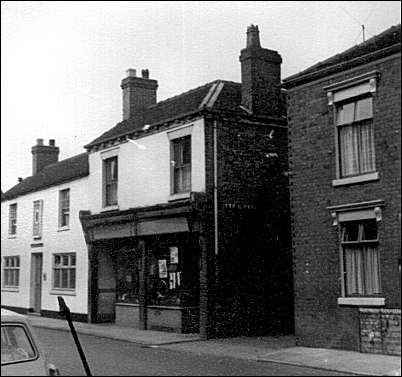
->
[1,308,60,376]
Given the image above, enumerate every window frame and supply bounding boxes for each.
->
[103,156,118,208]
[32,200,43,238]
[170,135,192,195]
[8,204,17,236]
[52,253,76,291]
[2,256,20,288]
[58,188,70,229]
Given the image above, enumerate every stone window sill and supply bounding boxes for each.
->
[332,172,379,187]
[338,297,385,306]
[169,192,191,202]
[101,204,119,212]
[57,226,70,232]
[7,235,17,239]
[1,287,19,292]
[50,289,76,296]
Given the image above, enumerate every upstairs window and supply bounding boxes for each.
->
[103,156,118,207]
[171,136,191,194]
[59,189,70,228]
[32,200,43,238]
[8,204,17,236]
[336,97,375,178]
[340,219,380,296]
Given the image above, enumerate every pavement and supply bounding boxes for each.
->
[27,314,401,376]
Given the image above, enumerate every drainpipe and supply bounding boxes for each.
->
[213,120,219,336]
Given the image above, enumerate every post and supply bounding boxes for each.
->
[58,296,92,376]
[138,239,148,330]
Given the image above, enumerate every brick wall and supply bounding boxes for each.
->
[360,308,401,356]
[204,115,293,337]
[287,54,401,351]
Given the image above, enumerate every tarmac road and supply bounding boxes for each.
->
[36,328,352,376]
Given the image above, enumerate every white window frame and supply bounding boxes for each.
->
[52,253,76,291]
[8,203,17,236]
[324,71,380,187]
[328,200,385,307]
[32,200,43,238]
[59,188,70,229]
[101,148,119,209]
[2,256,20,289]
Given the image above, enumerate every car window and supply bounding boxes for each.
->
[1,324,37,365]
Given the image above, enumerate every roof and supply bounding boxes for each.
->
[2,153,89,202]
[283,24,401,89]
[85,80,242,148]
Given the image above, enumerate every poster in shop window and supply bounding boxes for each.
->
[158,259,168,278]
[170,246,178,264]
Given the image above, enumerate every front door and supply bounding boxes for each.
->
[31,254,43,313]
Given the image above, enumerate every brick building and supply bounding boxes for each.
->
[283,25,401,355]
[79,25,293,337]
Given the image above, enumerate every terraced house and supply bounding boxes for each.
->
[1,140,90,321]
[283,24,401,355]
[2,25,294,338]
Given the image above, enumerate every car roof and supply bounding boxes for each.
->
[1,308,29,324]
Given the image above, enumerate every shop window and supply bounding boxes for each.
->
[340,219,380,296]
[53,253,76,290]
[8,204,17,236]
[3,256,20,288]
[59,189,70,228]
[116,250,140,304]
[171,136,191,194]
[32,200,43,238]
[103,156,118,207]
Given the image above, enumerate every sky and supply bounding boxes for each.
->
[1,1,401,192]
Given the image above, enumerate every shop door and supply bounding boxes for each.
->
[31,254,43,313]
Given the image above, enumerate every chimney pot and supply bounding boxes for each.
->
[126,68,136,77]
[142,69,149,79]
[37,138,44,146]
[49,139,55,146]
[18,177,23,183]
[246,24,261,48]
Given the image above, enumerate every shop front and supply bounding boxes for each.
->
[79,199,205,333]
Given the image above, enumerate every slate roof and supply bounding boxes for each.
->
[283,24,401,89]
[85,80,242,149]
[2,153,89,201]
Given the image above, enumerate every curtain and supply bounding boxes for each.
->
[359,122,375,173]
[339,126,359,177]
[364,246,380,294]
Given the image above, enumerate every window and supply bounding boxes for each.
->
[32,200,43,238]
[171,136,191,194]
[53,254,76,290]
[3,256,20,288]
[336,96,375,178]
[8,204,17,236]
[1,325,37,365]
[340,219,380,296]
[103,156,118,207]
[59,189,70,228]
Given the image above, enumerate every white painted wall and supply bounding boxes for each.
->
[1,176,89,315]
[88,118,206,213]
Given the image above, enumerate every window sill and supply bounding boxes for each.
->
[332,172,379,187]
[101,204,119,212]
[50,289,76,296]
[57,226,70,232]
[33,235,42,240]
[337,297,385,306]
[1,287,19,292]
[169,192,191,202]
[7,235,17,239]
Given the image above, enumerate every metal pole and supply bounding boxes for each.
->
[58,296,92,376]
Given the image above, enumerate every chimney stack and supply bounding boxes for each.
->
[239,25,282,117]
[121,68,158,121]
[31,139,59,175]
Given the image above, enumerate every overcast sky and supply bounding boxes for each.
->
[1,1,401,191]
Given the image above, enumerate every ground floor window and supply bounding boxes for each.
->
[116,249,140,304]
[53,253,76,290]
[341,219,380,296]
[2,256,20,288]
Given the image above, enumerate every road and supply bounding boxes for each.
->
[35,328,352,376]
